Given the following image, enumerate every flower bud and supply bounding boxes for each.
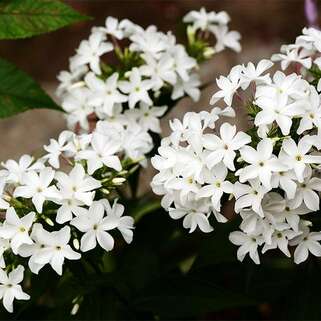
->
[44,217,54,226]
[71,303,80,316]
[204,47,215,59]
[112,177,126,185]
[73,238,80,250]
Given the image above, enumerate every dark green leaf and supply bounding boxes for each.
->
[0,57,63,118]
[0,0,90,39]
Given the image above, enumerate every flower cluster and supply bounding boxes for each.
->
[152,55,321,265]
[57,10,241,161]
[272,27,321,89]
[0,127,136,312]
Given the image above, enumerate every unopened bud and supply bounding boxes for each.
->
[73,238,80,250]
[71,303,80,316]
[112,177,126,185]
[70,81,85,90]
[187,25,196,43]
[44,217,54,226]
[101,188,110,195]
[204,47,215,59]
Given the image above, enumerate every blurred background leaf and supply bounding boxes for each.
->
[0,57,62,118]
[0,0,90,40]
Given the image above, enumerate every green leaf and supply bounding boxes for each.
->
[0,0,90,40]
[0,57,63,118]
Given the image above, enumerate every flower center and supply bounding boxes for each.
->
[215,181,221,188]
[56,246,62,250]
[295,155,302,161]
[277,232,282,238]
[93,224,98,230]
[19,226,26,232]
[259,161,264,167]
[135,86,140,92]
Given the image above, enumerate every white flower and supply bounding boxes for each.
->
[43,131,73,168]
[236,138,287,189]
[210,65,242,105]
[229,231,263,264]
[125,102,167,133]
[100,199,135,244]
[256,71,307,99]
[54,164,101,223]
[1,155,44,184]
[118,68,153,108]
[0,208,35,254]
[171,73,201,102]
[211,25,241,53]
[0,238,9,268]
[56,65,88,96]
[271,47,312,70]
[280,137,321,182]
[77,133,121,175]
[292,168,321,211]
[297,27,321,51]
[262,229,297,257]
[234,180,269,216]
[71,202,117,252]
[0,182,9,210]
[170,45,197,81]
[168,199,214,233]
[290,225,321,264]
[70,31,113,75]
[184,8,230,31]
[203,122,251,170]
[273,200,310,232]
[62,88,94,131]
[129,25,169,59]
[297,87,321,134]
[14,167,58,213]
[84,72,127,116]
[102,16,124,39]
[255,92,305,136]
[0,265,30,313]
[197,163,233,211]
[271,170,297,199]
[140,53,176,90]
[240,59,273,90]
[26,224,81,275]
